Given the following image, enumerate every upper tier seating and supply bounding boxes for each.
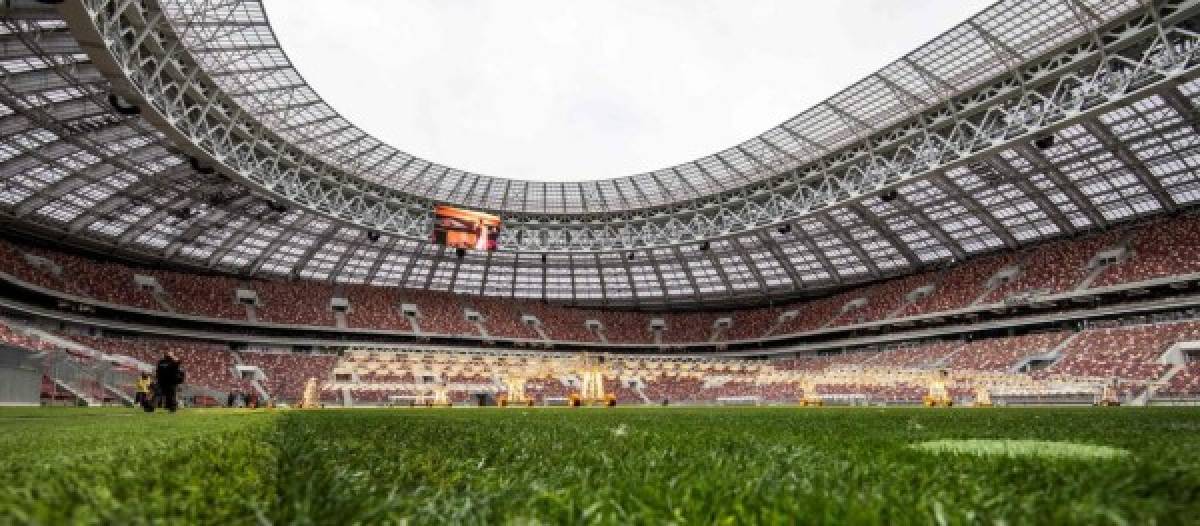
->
[520,301,595,342]
[896,253,1018,317]
[254,280,335,326]
[835,273,935,326]
[594,309,651,344]
[0,242,158,310]
[344,284,411,331]
[774,290,861,334]
[462,296,539,340]
[0,242,56,291]
[984,232,1121,303]
[663,312,722,343]
[1093,215,1200,287]
[148,270,244,320]
[725,307,779,341]
[57,255,158,310]
[399,290,475,336]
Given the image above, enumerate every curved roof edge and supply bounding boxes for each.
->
[162,0,1140,214]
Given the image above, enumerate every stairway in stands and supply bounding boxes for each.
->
[1075,265,1111,292]
[529,321,551,342]
[150,288,176,313]
[230,351,268,401]
[634,384,651,404]
[1010,332,1081,373]
[1078,230,1137,291]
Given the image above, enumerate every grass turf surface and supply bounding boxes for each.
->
[1,407,1198,525]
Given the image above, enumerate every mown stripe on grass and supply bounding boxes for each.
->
[909,439,1131,460]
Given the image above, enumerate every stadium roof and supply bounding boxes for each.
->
[1,0,1199,306]
[157,0,1140,213]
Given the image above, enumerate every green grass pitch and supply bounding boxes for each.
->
[2,407,1199,525]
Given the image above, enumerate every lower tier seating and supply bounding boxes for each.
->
[1158,363,1200,396]
[239,351,338,402]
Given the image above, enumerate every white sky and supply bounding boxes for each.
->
[263,0,993,182]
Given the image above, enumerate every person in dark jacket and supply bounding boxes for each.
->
[154,351,186,412]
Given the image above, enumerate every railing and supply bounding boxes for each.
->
[39,346,230,407]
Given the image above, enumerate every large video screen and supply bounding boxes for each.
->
[432,205,502,251]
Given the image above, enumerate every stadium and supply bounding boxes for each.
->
[1,0,1200,522]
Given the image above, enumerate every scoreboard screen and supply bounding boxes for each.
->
[431,205,502,251]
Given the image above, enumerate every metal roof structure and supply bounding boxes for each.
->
[1,0,1200,307]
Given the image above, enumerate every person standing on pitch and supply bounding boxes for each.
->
[154,351,186,413]
[134,372,153,412]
